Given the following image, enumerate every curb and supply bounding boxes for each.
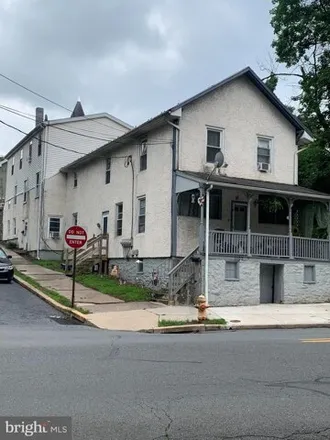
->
[140,322,330,334]
[140,324,230,334]
[14,275,99,328]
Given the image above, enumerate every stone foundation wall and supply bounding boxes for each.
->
[283,262,330,304]
[207,257,330,306]
[109,257,173,290]
[208,258,260,306]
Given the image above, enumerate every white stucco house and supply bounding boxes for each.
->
[59,67,330,306]
[2,102,132,257]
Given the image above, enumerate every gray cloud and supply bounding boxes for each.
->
[0,0,291,156]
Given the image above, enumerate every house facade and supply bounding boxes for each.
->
[2,102,132,257]
[50,68,330,305]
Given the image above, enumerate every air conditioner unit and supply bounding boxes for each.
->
[258,162,270,172]
[50,232,60,240]
[141,143,147,154]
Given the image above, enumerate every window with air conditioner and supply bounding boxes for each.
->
[257,137,271,172]
[49,217,61,239]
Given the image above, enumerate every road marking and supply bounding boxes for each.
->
[301,338,330,343]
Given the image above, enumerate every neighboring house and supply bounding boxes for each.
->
[2,102,132,257]
[0,159,7,240]
[62,67,330,305]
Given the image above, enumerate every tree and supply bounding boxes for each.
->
[269,0,330,192]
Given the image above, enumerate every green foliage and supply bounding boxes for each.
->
[76,274,152,302]
[158,318,227,327]
[265,74,279,92]
[270,0,330,193]
[259,196,284,213]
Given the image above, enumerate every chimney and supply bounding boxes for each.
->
[35,107,44,126]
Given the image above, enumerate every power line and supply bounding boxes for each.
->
[0,119,85,156]
[0,72,72,112]
[0,71,131,134]
[0,118,172,160]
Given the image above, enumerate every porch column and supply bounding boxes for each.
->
[247,193,253,257]
[288,198,294,259]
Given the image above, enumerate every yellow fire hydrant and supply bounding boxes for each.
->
[195,295,210,322]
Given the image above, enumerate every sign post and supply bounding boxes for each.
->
[65,225,87,309]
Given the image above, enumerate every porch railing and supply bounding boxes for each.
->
[209,230,330,261]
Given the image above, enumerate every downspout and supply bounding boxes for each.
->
[130,156,135,247]
[37,125,48,259]
[204,184,213,303]
[168,121,180,258]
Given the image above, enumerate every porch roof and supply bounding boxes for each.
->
[176,171,330,201]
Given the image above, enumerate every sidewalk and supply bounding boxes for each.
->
[6,247,330,332]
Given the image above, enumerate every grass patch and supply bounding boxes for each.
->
[76,273,152,302]
[14,269,89,315]
[158,318,227,327]
[33,259,64,273]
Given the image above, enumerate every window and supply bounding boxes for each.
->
[13,218,16,236]
[49,217,60,236]
[178,189,222,219]
[206,128,222,163]
[304,265,316,283]
[105,158,111,184]
[73,172,77,188]
[38,135,42,156]
[225,261,239,281]
[36,172,40,198]
[138,197,146,233]
[257,137,271,165]
[7,220,10,235]
[28,142,32,163]
[23,180,28,203]
[19,149,23,169]
[14,185,17,204]
[258,195,288,225]
[116,203,123,236]
[11,157,14,175]
[140,141,147,171]
[137,259,144,273]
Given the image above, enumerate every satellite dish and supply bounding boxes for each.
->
[214,150,224,168]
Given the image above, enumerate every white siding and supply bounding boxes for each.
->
[179,76,297,184]
[3,133,44,250]
[64,125,173,258]
[3,115,130,252]
[45,117,129,179]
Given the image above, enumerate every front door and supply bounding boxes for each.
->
[102,211,109,234]
[232,202,247,231]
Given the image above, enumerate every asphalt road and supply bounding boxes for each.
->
[1,281,330,439]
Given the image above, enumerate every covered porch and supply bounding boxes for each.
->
[176,171,330,262]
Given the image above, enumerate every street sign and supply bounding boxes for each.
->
[65,225,87,249]
[64,225,87,309]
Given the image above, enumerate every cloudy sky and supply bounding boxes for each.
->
[0,0,297,157]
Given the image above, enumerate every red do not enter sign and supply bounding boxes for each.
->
[65,225,87,249]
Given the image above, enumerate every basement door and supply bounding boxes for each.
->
[260,264,284,304]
